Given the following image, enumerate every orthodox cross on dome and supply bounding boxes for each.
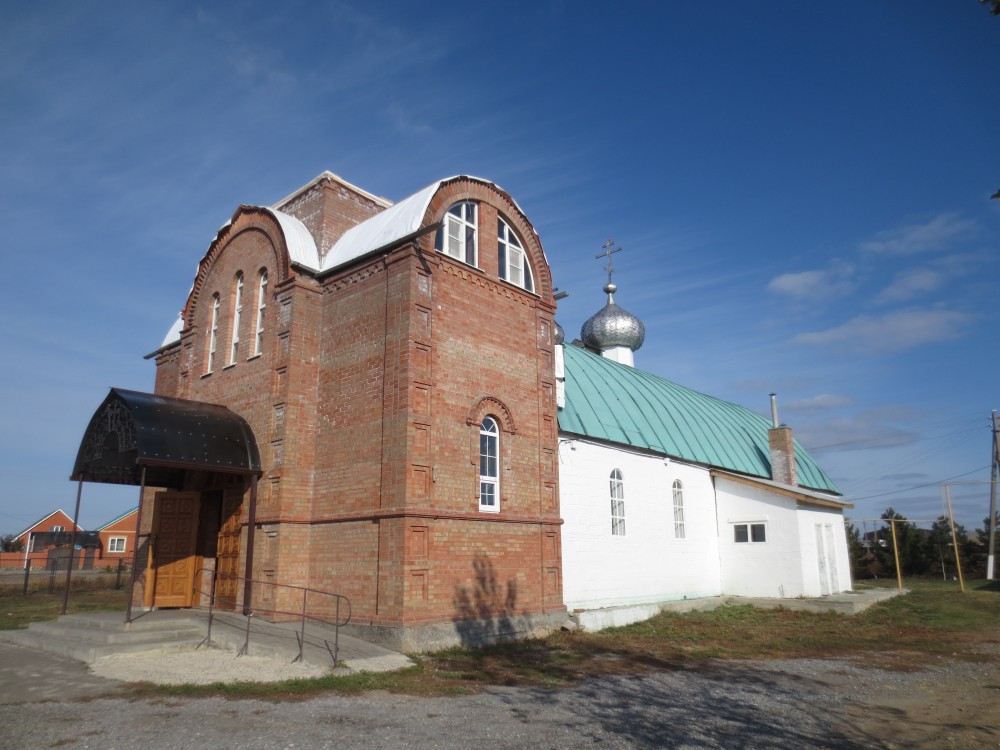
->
[595,239,623,286]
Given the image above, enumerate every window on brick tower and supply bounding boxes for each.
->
[229,272,244,365]
[497,218,533,292]
[438,201,478,267]
[610,469,625,536]
[672,479,685,539]
[479,417,499,512]
[207,293,221,373]
[253,269,267,356]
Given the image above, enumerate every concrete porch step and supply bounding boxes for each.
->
[0,613,208,663]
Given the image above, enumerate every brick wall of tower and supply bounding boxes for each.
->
[301,178,562,628]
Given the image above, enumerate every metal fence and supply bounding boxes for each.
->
[0,558,133,595]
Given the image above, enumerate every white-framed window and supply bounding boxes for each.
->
[610,469,625,536]
[50,525,64,533]
[734,523,767,544]
[207,293,221,373]
[497,218,533,292]
[107,537,126,553]
[229,272,244,365]
[672,479,685,539]
[479,417,500,512]
[253,270,267,357]
[441,202,478,266]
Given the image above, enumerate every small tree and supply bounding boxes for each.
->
[846,522,869,579]
[877,508,930,577]
[0,534,24,553]
[928,516,969,580]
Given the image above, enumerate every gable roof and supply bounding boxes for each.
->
[95,507,138,531]
[14,509,82,540]
[559,344,839,494]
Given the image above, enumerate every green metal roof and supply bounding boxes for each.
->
[559,344,840,494]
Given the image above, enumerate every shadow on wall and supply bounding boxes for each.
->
[452,554,521,646]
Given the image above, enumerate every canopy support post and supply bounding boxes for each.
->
[242,474,258,615]
[125,466,147,624]
[60,479,84,615]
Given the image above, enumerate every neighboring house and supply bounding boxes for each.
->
[71,171,851,649]
[95,508,138,563]
[0,510,83,568]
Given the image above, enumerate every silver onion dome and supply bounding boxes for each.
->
[581,283,645,352]
[554,320,565,345]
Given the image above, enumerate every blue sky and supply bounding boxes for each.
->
[1,1,997,536]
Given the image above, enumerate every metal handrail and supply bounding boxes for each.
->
[192,568,352,666]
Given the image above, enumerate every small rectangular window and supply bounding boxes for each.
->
[108,537,126,553]
[734,523,766,544]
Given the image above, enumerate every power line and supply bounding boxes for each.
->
[848,465,990,502]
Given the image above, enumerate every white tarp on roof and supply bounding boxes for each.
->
[320,181,441,272]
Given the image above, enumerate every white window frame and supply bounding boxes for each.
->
[253,270,267,357]
[50,525,64,533]
[441,202,478,267]
[672,479,685,539]
[734,522,767,544]
[610,469,625,536]
[207,293,220,373]
[497,218,533,292]
[229,272,244,365]
[107,537,126,553]
[479,417,500,512]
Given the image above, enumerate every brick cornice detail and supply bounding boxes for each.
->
[250,509,564,526]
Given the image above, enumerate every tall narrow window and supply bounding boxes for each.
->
[672,480,686,539]
[610,469,625,536]
[229,272,244,365]
[497,218,533,292]
[207,293,220,373]
[479,417,499,511]
[253,270,267,356]
[440,202,478,266]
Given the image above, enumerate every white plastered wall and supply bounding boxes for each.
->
[560,438,722,612]
[714,476,852,598]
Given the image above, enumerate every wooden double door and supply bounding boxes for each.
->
[145,489,243,609]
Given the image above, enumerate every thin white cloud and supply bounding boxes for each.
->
[874,267,946,304]
[784,394,856,411]
[767,263,854,301]
[790,308,972,354]
[860,212,978,256]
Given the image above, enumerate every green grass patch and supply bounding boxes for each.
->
[0,589,128,630]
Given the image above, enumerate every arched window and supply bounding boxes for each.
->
[672,480,685,539]
[497,218,533,292]
[440,201,478,267]
[479,417,500,512]
[229,272,244,365]
[207,293,221,373]
[610,469,625,536]
[253,270,267,356]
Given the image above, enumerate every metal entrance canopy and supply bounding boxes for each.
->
[69,388,262,620]
[72,388,261,488]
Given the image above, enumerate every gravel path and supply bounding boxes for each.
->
[2,649,998,749]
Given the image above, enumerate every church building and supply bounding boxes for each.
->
[75,171,851,651]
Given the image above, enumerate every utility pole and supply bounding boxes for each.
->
[988,410,999,580]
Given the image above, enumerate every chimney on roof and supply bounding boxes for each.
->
[767,393,798,486]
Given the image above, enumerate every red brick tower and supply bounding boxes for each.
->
[150,173,563,649]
